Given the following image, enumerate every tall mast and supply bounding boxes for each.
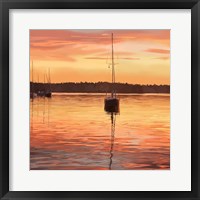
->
[32,60,34,93]
[32,60,33,83]
[111,33,115,84]
[48,68,51,91]
[111,33,115,97]
[44,73,45,92]
[48,68,51,84]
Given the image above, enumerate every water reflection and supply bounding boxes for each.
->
[30,93,170,170]
[109,112,116,170]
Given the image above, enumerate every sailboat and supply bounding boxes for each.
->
[30,61,37,99]
[104,33,120,113]
[45,68,52,98]
[37,74,46,97]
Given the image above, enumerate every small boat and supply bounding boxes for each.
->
[45,68,52,98]
[45,91,52,98]
[30,61,37,99]
[104,33,120,113]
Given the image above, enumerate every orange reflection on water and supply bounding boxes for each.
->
[30,93,170,170]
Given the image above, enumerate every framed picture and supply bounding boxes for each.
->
[0,0,199,199]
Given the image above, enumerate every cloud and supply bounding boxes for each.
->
[85,57,140,60]
[153,56,170,60]
[145,48,170,54]
[85,57,107,60]
[30,30,170,63]
[121,57,140,60]
[97,51,136,56]
[30,30,170,51]
[31,43,67,50]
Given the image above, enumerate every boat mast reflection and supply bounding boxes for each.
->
[109,112,116,170]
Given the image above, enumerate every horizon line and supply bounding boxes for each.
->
[30,81,170,86]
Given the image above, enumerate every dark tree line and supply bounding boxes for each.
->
[30,82,170,93]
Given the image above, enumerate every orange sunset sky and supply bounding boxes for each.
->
[30,29,170,85]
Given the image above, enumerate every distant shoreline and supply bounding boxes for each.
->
[30,81,170,94]
[52,92,170,96]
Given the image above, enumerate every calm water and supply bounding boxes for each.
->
[30,93,170,170]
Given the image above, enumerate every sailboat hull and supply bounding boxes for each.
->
[104,98,119,113]
[45,92,52,98]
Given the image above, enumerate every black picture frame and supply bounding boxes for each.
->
[0,0,199,199]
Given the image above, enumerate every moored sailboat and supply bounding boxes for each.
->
[30,61,37,99]
[104,33,119,113]
[45,68,52,98]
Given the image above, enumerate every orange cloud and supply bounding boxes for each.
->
[145,48,170,54]
[153,56,170,60]
[30,30,170,52]
[85,57,140,60]
[120,57,140,60]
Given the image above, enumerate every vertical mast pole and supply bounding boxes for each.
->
[48,68,51,92]
[111,33,115,97]
[112,33,114,83]
[32,61,33,83]
[44,73,45,92]
[48,68,50,84]
[32,60,34,93]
